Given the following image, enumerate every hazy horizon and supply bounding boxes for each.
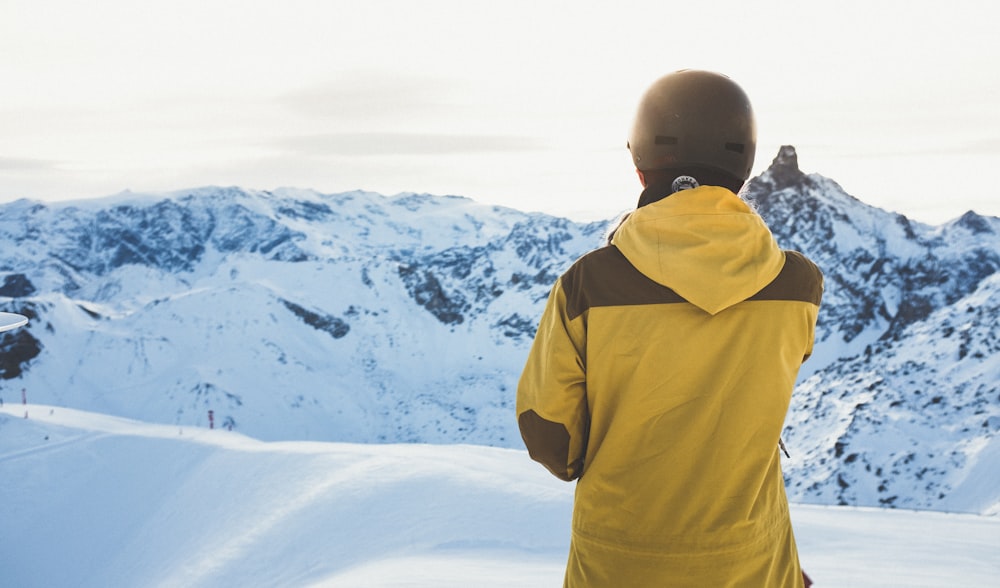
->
[3,0,998,225]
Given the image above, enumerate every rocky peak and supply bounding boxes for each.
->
[773,144,799,169]
[955,210,994,235]
[764,144,807,190]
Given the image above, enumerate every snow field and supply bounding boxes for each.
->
[1,405,998,587]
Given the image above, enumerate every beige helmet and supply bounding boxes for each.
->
[627,70,756,182]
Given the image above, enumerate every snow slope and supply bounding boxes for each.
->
[2,406,998,588]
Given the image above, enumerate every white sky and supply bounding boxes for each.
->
[2,0,998,224]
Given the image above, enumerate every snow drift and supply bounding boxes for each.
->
[2,405,998,587]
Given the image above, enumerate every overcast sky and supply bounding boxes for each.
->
[2,0,998,224]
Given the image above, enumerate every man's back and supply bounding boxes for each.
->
[517,187,822,586]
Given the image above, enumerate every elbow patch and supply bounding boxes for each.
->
[518,409,581,481]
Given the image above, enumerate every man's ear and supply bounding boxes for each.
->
[636,169,646,188]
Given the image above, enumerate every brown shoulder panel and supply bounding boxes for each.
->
[749,250,824,305]
[561,246,686,320]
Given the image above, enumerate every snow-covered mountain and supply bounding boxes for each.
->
[743,147,1000,514]
[0,187,604,445]
[0,146,996,514]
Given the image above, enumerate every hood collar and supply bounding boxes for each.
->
[612,186,784,315]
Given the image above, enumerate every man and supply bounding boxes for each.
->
[516,70,822,587]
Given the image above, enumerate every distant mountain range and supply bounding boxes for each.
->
[0,146,997,514]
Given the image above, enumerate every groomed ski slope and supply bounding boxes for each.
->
[1,405,997,587]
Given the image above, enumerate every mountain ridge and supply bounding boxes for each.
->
[0,145,996,514]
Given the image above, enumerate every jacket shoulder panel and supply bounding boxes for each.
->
[561,246,686,321]
[748,250,823,305]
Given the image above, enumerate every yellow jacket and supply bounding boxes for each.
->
[517,186,822,587]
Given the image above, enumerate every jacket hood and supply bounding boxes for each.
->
[611,185,784,315]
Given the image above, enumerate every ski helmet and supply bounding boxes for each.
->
[627,70,756,182]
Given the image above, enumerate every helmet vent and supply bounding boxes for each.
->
[654,135,679,145]
[725,142,745,153]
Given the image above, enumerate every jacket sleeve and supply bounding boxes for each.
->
[516,279,589,482]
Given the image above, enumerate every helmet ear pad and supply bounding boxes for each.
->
[628,70,756,182]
